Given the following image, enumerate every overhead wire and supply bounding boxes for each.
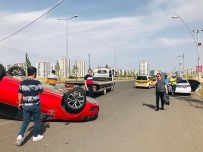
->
[0,0,66,42]
[0,45,61,62]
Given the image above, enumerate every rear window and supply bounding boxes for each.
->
[97,70,107,74]
[179,80,188,83]
[137,76,147,80]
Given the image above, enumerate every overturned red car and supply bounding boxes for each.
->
[0,64,99,121]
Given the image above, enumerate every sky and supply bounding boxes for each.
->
[0,0,203,73]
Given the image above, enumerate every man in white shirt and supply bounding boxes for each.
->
[47,70,57,86]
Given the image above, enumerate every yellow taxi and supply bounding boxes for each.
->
[135,75,155,89]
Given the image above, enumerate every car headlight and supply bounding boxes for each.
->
[86,97,99,105]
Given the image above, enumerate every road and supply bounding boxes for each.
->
[0,80,203,152]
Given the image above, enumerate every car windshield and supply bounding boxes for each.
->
[137,76,147,80]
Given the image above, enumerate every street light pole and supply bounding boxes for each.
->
[172,14,202,81]
[193,30,202,82]
[111,45,125,72]
[57,15,78,79]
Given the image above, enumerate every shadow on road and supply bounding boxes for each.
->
[175,95,203,109]
[143,103,156,110]
[21,122,50,145]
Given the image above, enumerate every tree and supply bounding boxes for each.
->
[25,53,31,75]
[72,64,79,80]
[25,52,31,68]
[55,61,60,77]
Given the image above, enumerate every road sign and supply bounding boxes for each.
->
[196,66,202,72]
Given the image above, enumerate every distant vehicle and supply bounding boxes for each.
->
[135,75,155,89]
[65,67,115,95]
[0,64,99,121]
[169,79,191,95]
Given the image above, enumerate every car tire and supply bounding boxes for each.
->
[64,87,86,114]
[103,88,107,95]
[148,84,151,89]
[7,66,26,76]
[110,85,114,91]
[0,64,6,80]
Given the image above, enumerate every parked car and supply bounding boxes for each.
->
[0,64,99,121]
[135,75,155,89]
[169,78,191,95]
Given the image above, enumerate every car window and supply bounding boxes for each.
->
[180,80,188,83]
[137,76,147,80]
[97,70,107,74]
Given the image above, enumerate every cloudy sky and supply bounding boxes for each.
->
[0,0,202,72]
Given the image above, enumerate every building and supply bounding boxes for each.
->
[139,61,150,76]
[36,62,50,78]
[6,62,25,70]
[73,60,85,77]
[58,57,68,78]
[150,70,161,77]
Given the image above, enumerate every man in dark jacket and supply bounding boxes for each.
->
[154,73,168,111]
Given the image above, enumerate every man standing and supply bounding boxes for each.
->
[169,75,177,96]
[164,75,169,90]
[47,70,58,86]
[154,73,168,111]
[84,69,94,98]
[15,67,44,146]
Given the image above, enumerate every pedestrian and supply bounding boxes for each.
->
[47,70,58,86]
[154,73,168,111]
[84,69,94,98]
[15,66,44,146]
[169,74,177,96]
[164,75,169,90]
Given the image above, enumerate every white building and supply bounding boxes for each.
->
[74,60,85,77]
[6,62,25,70]
[139,61,150,76]
[58,57,68,78]
[36,62,50,78]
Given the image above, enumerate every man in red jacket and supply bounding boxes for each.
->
[84,69,94,97]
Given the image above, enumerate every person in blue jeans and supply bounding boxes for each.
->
[15,66,44,146]
[164,75,169,91]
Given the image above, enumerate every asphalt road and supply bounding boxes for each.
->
[0,80,203,152]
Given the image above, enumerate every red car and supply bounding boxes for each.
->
[0,64,99,121]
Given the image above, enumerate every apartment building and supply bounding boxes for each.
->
[139,61,150,76]
[73,60,85,77]
[36,62,50,78]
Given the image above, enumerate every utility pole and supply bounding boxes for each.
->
[182,54,184,77]
[178,55,182,77]
[88,53,91,70]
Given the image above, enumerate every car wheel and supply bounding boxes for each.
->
[7,66,26,76]
[110,85,114,91]
[0,64,6,80]
[64,87,86,114]
[103,88,107,95]
[148,84,151,89]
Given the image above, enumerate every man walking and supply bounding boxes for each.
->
[84,69,94,98]
[154,73,168,111]
[15,66,44,146]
